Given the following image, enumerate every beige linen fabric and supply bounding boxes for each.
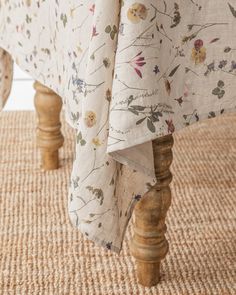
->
[0,0,236,252]
[0,48,12,109]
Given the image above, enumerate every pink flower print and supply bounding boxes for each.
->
[89,4,95,14]
[166,119,175,133]
[183,83,189,98]
[130,51,146,78]
[92,26,99,38]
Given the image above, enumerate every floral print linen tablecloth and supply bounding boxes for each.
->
[1,0,236,253]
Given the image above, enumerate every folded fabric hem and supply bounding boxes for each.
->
[109,150,156,179]
[107,107,236,155]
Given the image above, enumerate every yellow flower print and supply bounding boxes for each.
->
[84,111,96,127]
[25,0,31,6]
[191,39,206,65]
[127,3,148,24]
[92,137,102,147]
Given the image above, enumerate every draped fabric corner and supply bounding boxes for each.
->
[0,49,13,110]
[1,0,236,252]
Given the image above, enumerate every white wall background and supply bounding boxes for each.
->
[4,65,35,111]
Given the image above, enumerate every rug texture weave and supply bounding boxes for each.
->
[0,111,235,295]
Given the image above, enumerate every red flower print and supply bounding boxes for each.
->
[89,4,95,14]
[130,51,146,78]
[191,39,206,65]
[166,119,175,133]
[194,39,203,50]
[92,26,99,38]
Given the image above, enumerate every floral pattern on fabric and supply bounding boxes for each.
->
[1,1,236,252]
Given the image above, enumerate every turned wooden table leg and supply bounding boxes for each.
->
[33,81,64,170]
[130,134,174,287]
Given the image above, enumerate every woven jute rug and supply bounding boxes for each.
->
[0,111,235,295]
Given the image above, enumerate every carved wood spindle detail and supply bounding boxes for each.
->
[33,81,64,170]
[130,134,174,287]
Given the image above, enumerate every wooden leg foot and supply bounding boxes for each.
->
[130,134,174,287]
[41,150,59,170]
[34,81,64,171]
[136,261,161,286]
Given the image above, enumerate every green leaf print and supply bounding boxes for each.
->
[228,3,236,17]
[60,13,68,27]
[147,118,156,133]
[105,24,118,40]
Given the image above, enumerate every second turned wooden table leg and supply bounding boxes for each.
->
[130,134,174,287]
[33,81,64,170]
